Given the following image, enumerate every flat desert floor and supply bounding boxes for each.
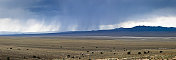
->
[0,36,176,60]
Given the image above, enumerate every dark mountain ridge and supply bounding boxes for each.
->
[2,26,176,37]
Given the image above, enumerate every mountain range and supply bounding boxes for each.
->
[2,26,176,37]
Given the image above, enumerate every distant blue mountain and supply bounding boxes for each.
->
[2,26,176,37]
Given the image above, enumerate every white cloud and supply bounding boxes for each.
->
[0,18,60,33]
[99,25,117,30]
[67,25,78,31]
[119,16,176,28]
[100,16,176,29]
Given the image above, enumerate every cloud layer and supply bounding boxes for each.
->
[0,0,176,34]
[0,18,60,33]
[100,8,176,30]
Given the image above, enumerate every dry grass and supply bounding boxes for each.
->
[0,36,175,60]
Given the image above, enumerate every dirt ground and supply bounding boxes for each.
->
[0,36,176,60]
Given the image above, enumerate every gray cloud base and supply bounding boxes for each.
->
[0,0,176,33]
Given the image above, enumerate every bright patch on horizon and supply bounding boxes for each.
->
[100,16,176,30]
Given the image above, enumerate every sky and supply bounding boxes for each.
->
[0,0,176,34]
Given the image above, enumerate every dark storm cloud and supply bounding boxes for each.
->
[0,0,176,33]
[47,0,176,30]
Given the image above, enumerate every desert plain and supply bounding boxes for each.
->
[0,36,176,60]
